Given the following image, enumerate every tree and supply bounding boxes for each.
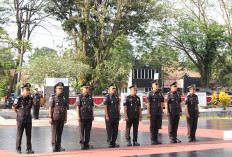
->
[210,0,232,88]
[46,0,164,60]
[1,0,50,95]
[0,29,16,96]
[45,0,165,90]
[28,46,55,62]
[154,0,226,88]
[0,1,10,29]
[23,50,90,87]
[90,35,134,94]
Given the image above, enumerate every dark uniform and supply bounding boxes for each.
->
[13,83,34,154]
[185,84,199,142]
[32,89,42,119]
[75,83,94,149]
[49,82,67,152]
[147,82,164,144]
[104,83,120,148]
[166,82,182,143]
[124,85,141,146]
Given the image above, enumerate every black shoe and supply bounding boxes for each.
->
[133,142,140,146]
[151,140,158,145]
[113,143,120,147]
[156,140,162,144]
[175,138,181,143]
[53,147,58,152]
[16,150,21,154]
[127,141,132,146]
[170,139,176,144]
[108,144,115,148]
[192,139,199,142]
[85,144,94,149]
[81,144,85,150]
[188,139,193,142]
[58,147,65,152]
[26,149,34,154]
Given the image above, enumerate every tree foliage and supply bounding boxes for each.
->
[153,0,226,88]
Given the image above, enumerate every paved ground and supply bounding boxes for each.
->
[0,117,232,157]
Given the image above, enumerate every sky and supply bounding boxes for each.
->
[4,17,69,62]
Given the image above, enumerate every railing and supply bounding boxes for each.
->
[69,95,231,105]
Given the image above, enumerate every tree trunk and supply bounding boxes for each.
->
[200,60,211,88]
[16,52,23,95]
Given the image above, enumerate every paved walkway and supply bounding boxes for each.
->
[0,118,232,156]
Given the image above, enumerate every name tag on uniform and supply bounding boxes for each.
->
[61,107,64,112]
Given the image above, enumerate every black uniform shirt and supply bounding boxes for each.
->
[49,94,67,121]
[32,93,42,106]
[75,94,94,119]
[123,95,141,119]
[147,90,164,115]
[165,91,181,115]
[13,95,34,122]
[103,93,120,119]
[185,94,199,116]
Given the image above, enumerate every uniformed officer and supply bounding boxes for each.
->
[147,80,164,145]
[49,82,67,152]
[32,88,42,120]
[12,83,34,154]
[104,83,121,148]
[165,81,182,143]
[76,82,94,149]
[185,84,200,142]
[124,84,142,146]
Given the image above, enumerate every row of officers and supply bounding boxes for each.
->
[12,80,200,154]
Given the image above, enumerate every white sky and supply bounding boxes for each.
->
[4,17,69,62]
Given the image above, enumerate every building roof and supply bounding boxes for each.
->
[164,67,200,79]
[164,67,201,87]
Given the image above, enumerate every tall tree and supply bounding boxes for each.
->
[46,0,165,90]
[154,0,225,88]
[0,29,16,96]
[1,0,50,95]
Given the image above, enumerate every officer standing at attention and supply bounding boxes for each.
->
[49,82,67,152]
[185,84,200,142]
[32,88,42,120]
[165,81,182,143]
[124,84,142,146]
[147,79,164,145]
[12,83,34,154]
[76,82,94,149]
[104,83,121,148]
